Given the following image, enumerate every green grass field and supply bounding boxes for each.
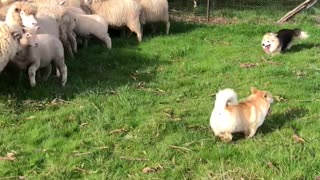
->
[1,13,320,179]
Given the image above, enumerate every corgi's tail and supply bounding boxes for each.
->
[294,28,309,39]
[214,88,238,111]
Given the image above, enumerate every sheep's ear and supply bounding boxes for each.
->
[59,0,66,5]
[11,31,22,40]
[22,27,27,33]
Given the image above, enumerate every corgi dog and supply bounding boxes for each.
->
[261,28,309,55]
[210,87,274,142]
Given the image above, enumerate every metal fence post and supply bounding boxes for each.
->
[207,0,210,22]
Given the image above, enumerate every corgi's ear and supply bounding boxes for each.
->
[251,87,258,94]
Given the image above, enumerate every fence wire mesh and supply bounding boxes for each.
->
[169,0,320,22]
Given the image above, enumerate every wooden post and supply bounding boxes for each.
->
[277,0,318,24]
[207,0,210,22]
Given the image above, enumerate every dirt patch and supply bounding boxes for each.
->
[170,14,239,25]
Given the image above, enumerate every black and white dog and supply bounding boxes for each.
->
[261,28,309,55]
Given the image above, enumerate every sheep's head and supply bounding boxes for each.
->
[7,2,38,28]
[19,26,39,48]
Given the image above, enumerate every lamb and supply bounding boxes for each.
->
[11,27,67,87]
[5,2,59,38]
[83,0,144,42]
[73,12,111,48]
[33,4,77,58]
[0,21,22,73]
[136,0,170,34]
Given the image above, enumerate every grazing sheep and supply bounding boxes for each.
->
[0,21,22,73]
[34,4,77,58]
[136,0,170,34]
[83,0,144,42]
[73,12,111,48]
[11,27,67,87]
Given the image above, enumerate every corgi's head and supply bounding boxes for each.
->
[261,33,280,54]
[250,87,274,105]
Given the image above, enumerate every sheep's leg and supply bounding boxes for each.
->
[127,29,133,38]
[151,24,156,34]
[56,68,61,77]
[68,32,77,54]
[166,21,170,35]
[60,33,74,59]
[127,21,143,42]
[54,58,67,86]
[41,64,52,81]
[84,37,88,48]
[141,24,144,36]
[99,33,112,49]
[104,35,112,49]
[121,28,127,38]
[84,39,88,48]
[28,62,40,87]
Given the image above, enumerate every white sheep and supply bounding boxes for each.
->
[0,21,22,73]
[31,0,82,8]
[83,0,144,42]
[5,2,38,28]
[33,4,77,58]
[0,0,19,21]
[5,3,59,38]
[36,15,59,38]
[136,0,170,34]
[73,12,111,48]
[11,27,67,87]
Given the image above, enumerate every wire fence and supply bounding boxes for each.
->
[169,0,320,22]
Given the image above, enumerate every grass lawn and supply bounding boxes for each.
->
[1,13,320,179]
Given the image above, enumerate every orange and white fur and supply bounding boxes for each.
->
[210,87,274,141]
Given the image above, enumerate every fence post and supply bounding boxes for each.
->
[207,0,210,22]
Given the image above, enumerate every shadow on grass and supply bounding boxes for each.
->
[0,42,170,102]
[101,21,203,49]
[259,107,308,135]
[285,43,319,53]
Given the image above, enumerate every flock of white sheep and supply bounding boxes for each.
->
[0,0,170,87]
